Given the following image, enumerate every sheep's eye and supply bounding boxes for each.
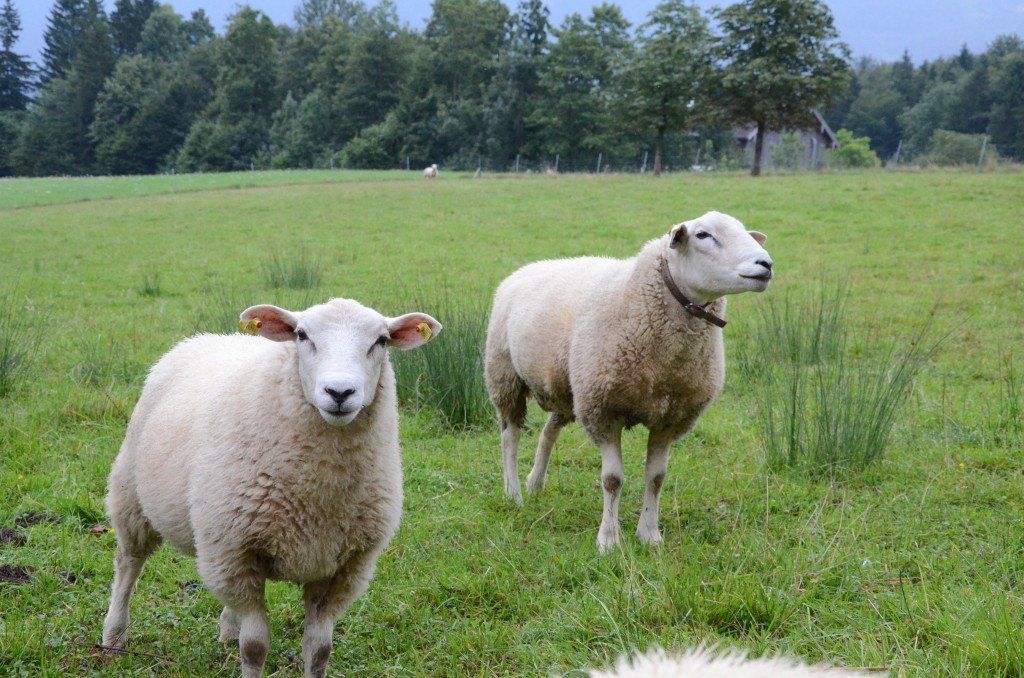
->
[368,335,388,356]
[695,231,712,240]
[296,329,309,341]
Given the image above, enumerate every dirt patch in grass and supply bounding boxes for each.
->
[0,526,26,546]
[14,510,59,527]
[0,564,35,584]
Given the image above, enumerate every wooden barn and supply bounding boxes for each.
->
[734,109,840,170]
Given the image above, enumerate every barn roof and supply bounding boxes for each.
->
[733,109,840,148]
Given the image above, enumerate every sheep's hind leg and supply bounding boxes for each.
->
[302,549,381,678]
[595,427,625,554]
[637,431,673,546]
[101,537,159,649]
[501,419,524,504]
[485,349,527,504]
[525,412,567,494]
[102,477,161,650]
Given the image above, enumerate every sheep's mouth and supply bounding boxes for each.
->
[318,406,360,426]
[741,273,772,282]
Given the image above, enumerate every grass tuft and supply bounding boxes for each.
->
[262,248,323,290]
[989,351,1023,445]
[736,285,846,382]
[0,293,28,397]
[192,286,328,335]
[136,270,162,298]
[391,293,492,431]
[192,286,258,334]
[71,335,142,387]
[742,289,940,476]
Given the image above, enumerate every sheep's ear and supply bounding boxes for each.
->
[239,305,299,342]
[668,222,688,249]
[749,231,767,245]
[386,313,442,350]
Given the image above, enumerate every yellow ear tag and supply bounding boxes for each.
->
[417,322,433,342]
[239,318,262,335]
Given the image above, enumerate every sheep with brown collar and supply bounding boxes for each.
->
[484,211,773,552]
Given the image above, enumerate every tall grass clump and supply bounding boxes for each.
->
[192,286,326,334]
[988,351,1023,445]
[262,248,323,290]
[71,335,143,387]
[192,285,256,334]
[0,294,28,397]
[136,270,162,297]
[391,293,492,431]
[743,287,939,476]
[736,284,846,382]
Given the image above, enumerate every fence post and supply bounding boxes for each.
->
[406,155,410,171]
[330,157,334,171]
[641,151,648,174]
[596,153,602,174]
[554,154,559,173]
[515,154,520,174]
[891,140,902,167]
[977,135,989,168]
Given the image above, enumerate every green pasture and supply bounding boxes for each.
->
[0,169,1022,675]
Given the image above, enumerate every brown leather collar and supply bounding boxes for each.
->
[659,255,727,328]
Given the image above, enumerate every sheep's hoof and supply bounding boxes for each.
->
[525,473,545,494]
[636,526,663,546]
[504,481,523,505]
[101,628,128,651]
[596,525,622,554]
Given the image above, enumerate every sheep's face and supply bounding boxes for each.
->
[666,211,773,302]
[240,299,442,427]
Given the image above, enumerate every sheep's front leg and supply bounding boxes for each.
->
[595,428,624,554]
[637,432,673,545]
[302,549,381,678]
[526,412,567,494]
[236,602,270,678]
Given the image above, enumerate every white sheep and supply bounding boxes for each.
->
[484,211,772,552]
[423,163,438,178]
[101,299,441,678]
[590,647,869,677]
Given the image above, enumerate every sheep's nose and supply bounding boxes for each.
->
[325,387,356,406]
[756,259,773,271]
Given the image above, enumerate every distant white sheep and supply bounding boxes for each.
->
[590,647,870,677]
[485,211,773,552]
[423,163,438,178]
[101,299,441,678]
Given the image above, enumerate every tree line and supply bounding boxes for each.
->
[0,0,1019,179]
[826,42,1024,164]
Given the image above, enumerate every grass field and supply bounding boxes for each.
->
[0,169,433,210]
[1,169,1022,676]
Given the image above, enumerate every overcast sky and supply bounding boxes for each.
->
[14,0,1024,65]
